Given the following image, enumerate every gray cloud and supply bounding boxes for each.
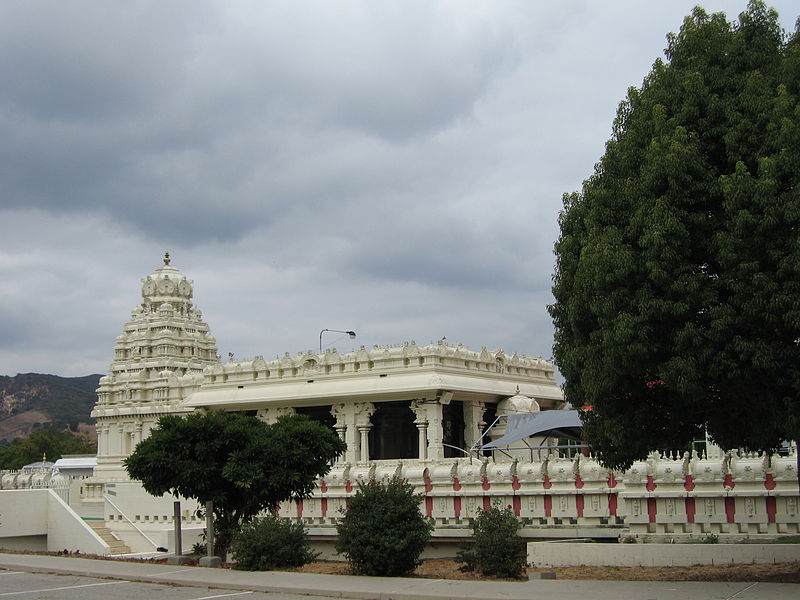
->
[0,0,797,377]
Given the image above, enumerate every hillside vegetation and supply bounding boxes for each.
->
[0,427,96,470]
[0,373,101,442]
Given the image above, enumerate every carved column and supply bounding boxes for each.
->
[104,423,113,456]
[411,400,428,460]
[117,425,125,455]
[342,405,359,464]
[134,421,144,446]
[97,423,106,456]
[358,426,371,463]
[354,402,375,464]
[462,399,486,450]
[255,406,296,424]
[425,400,445,461]
[331,404,347,441]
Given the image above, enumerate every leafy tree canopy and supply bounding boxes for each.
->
[124,411,346,558]
[550,1,800,469]
[0,428,95,470]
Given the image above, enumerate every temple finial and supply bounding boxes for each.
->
[163,251,171,265]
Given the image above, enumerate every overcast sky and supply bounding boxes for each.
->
[1,1,797,378]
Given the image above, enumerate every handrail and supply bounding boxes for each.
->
[441,443,475,463]
[103,494,160,550]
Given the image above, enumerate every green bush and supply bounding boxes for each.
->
[335,478,433,576]
[457,506,527,578]
[230,515,318,570]
[190,541,206,556]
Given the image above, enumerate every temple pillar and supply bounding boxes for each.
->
[134,421,144,445]
[331,404,347,441]
[103,424,112,455]
[358,426,371,462]
[97,424,106,456]
[411,400,428,460]
[117,425,125,455]
[353,403,375,464]
[462,399,486,451]
[344,419,360,464]
[425,397,450,461]
[255,406,296,424]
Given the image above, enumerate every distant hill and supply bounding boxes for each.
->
[0,373,101,442]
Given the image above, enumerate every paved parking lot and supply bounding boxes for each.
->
[2,553,799,600]
[0,570,336,600]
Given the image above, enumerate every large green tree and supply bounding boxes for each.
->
[550,1,800,470]
[124,411,345,559]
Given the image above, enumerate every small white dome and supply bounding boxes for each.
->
[141,252,194,300]
[497,387,540,415]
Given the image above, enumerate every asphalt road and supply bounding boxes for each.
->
[0,571,340,600]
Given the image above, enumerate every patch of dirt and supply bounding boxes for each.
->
[289,558,800,583]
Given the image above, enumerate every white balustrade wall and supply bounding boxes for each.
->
[271,450,799,540]
[3,449,798,544]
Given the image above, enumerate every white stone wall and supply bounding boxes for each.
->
[0,489,110,554]
[528,541,800,567]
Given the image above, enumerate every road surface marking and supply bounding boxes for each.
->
[0,580,129,596]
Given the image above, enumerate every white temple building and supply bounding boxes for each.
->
[1,254,798,556]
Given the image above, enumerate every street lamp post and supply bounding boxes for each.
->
[319,328,356,353]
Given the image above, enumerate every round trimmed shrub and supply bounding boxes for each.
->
[457,506,527,578]
[335,478,433,576]
[230,515,318,570]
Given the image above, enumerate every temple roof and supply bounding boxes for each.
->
[140,251,194,302]
[186,342,563,410]
[185,370,562,410]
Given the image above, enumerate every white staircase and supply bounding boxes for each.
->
[86,520,132,555]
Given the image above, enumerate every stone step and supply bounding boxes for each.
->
[85,520,132,555]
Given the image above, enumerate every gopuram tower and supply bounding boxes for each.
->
[91,253,220,479]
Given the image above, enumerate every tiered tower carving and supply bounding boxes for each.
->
[91,253,220,478]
